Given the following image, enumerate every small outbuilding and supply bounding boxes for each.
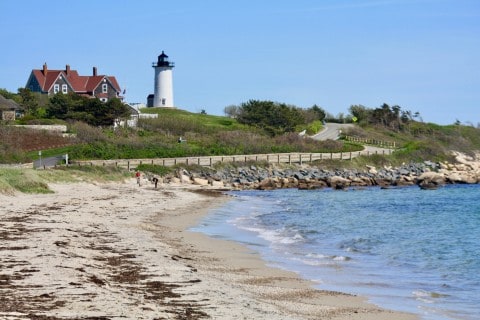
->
[0,94,22,121]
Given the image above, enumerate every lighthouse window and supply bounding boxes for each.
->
[102,84,108,93]
[161,98,166,105]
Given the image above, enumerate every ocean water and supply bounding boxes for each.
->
[191,184,480,320]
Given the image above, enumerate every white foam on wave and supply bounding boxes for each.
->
[233,222,305,246]
[412,290,437,304]
[333,255,351,261]
[289,252,353,269]
[306,252,330,260]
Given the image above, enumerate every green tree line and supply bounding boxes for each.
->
[224,100,326,136]
[1,88,130,127]
[349,103,420,131]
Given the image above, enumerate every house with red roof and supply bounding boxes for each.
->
[25,63,122,102]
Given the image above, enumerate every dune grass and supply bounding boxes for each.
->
[0,166,130,194]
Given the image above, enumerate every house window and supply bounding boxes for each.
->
[54,84,60,94]
[100,98,108,102]
[62,84,68,94]
[102,84,108,93]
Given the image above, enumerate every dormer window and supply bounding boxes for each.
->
[54,84,60,94]
[102,84,108,93]
[62,84,68,94]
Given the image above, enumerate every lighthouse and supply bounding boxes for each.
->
[152,51,175,108]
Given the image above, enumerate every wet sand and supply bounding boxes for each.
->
[0,179,417,319]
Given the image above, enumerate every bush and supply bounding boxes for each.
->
[136,164,172,176]
[305,120,323,135]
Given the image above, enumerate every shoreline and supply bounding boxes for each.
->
[0,179,417,319]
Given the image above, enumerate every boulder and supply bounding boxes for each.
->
[366,165,377,175]
[416,171,446,189]
[180,174,191,184]
[328,176,351,190]
[446,172,478,184]
[374,178,391,188]
[170,177,181,184]
[304,180,327,190]
[258,178,278,190]
[210,180,224,188]
[193,177,209,186]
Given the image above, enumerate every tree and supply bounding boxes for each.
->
[224,105,240,118]
[46,93,130,127]
[302,104,326,123]
[236,100,305,136]
[18,88,40,116]
[349,103,420,131]
[106,98,131,127]
[0,88,17,101]
[311,105,326,121]
[349,105,370,124]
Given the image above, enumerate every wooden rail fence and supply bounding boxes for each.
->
[344,135,397,148]
[72,149,394,170]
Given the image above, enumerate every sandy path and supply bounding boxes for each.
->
[0,179,417,320]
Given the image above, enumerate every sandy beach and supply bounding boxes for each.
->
[0,178,417,319]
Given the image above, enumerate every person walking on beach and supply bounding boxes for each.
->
[135,171,141,186]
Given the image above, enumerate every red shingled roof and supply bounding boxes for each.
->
[31,65,121,94]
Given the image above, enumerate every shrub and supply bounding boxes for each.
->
[305,120,323,135]
[136,164,172,176]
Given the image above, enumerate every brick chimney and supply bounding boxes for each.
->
[65,64,70,75]
[93,67,97,76]
[43,63,48,75]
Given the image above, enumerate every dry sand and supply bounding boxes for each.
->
[0,178,418,319]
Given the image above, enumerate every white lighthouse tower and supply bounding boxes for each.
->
[152,51,175,108]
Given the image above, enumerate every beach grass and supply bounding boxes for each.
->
[0,166,131,194]
[0,168,52,194]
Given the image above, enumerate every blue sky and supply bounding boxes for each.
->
[1,0,479,125]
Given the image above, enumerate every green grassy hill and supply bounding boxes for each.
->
[341,121,480,165]
[2,107,479,165]
[1,108,359,163]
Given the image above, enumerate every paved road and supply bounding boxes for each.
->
[311,123,354,141]
[312,123,393,154]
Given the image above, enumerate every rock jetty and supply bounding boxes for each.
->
[152,152,480,191]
